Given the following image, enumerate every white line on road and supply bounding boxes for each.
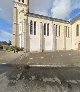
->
[2,63,7,65]
[41,57,44,59]
[29,58,33,60]
[29,64,70,67]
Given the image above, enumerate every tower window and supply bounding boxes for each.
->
[30,20,33,35]
[22,0,24,3]
[34,21,36,35]
[76,24,79,36]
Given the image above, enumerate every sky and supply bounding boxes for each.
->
[0,0,80,42]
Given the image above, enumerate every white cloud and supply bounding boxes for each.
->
[51,0,80,19]
[51,0,71,19]
[71,0,80,10]
[30,0,80,19]
[29,0,52,16]
[0,8,3,11]
[0,30,11,38]
[33,9,48,16]
[0,0,80,24]
[0,0,13,23]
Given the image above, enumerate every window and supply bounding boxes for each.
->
[59,25,60,36]
[65,26,70,37]
[56,25,58,36]
[76,24,79,36]
[18,0,20,2]
[30,20,33,34]
[65,26,67,37]
[47,24,49,36]
[22,0,24,3]
[68,27,70,37]
[34,21,36,35]
[44,23,46,35]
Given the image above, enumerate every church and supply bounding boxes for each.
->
[12,0,80,52]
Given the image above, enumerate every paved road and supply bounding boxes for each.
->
[0,50,24,64]
[1,50,80,67]
[0,65,80,92]
[19,50,80,67]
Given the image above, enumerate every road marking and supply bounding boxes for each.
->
[41,57,44,59]
[29,64,70,67]
[29,58,33,60]
[69,54,71,56]
[2,63,6,64]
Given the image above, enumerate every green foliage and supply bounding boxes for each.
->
[6,46,14,51]
[15,46,20,52]
[20,48,24,51]
[6,46,24,52]
[8,40,12,46]
[7,49,11,52]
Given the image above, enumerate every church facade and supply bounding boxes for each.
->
[12,0,80,52]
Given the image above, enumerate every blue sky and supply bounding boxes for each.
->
[0,0,80,42]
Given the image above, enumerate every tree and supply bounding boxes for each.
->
[8,40,12,46]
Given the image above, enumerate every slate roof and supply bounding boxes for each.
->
[27,13,70,24]
[27,13,80,25]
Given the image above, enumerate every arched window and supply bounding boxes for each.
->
[59,25,60,36]
[34,21,36,35]
[56,25,58,36]
[47,24,49,36]
[44,23,46,35]
[22,0,24,3]
[76,24,79,36]
[30,20,33,34]
[65,26,67,37]
[68,27,70,37]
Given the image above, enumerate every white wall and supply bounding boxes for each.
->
[72,20,80,50]
[28,16,54,52]
[28,16,72,52]
[28,17,40,51]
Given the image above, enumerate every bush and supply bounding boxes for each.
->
[7,49,11,52]
[6,46,14,51]
[15,46,20,52]
[20,48,24,51]
[6,46,24,52]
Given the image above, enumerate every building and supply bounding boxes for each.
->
[12,0,80,52]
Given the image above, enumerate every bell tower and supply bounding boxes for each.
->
[12,0,29,47]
